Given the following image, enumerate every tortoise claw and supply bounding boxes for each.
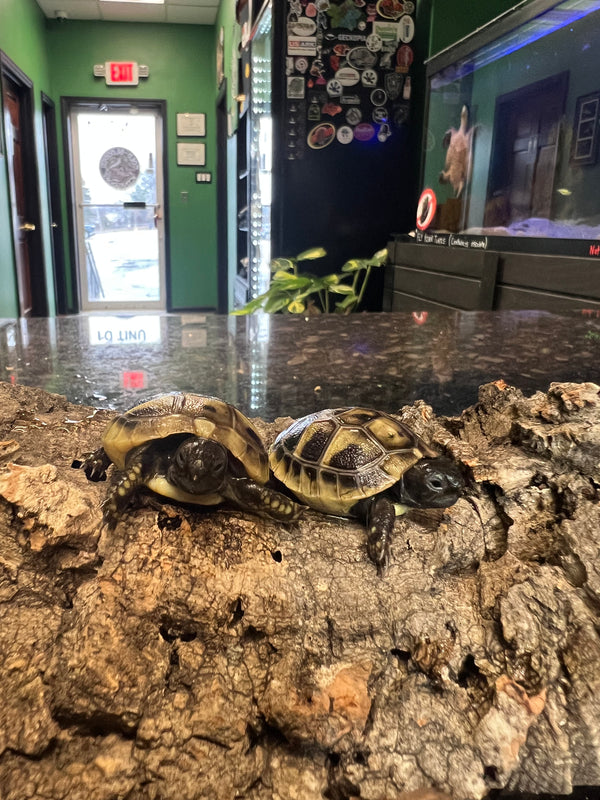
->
[77,447,111,482]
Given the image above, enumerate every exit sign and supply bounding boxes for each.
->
[105,61,139,86]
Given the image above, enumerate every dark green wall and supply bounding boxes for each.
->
[429,0,517,56]
[46,19,217,310]
[0,0,55,317]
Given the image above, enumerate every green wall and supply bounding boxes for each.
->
[0,0,55,317]
[429,0,517,56]
[46,19,217,310]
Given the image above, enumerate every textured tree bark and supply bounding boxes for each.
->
[0,380,599,800]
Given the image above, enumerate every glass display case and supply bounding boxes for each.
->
[418,0,600,258]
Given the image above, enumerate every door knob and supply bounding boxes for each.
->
[51,222,58,229]
[20,222,36,231]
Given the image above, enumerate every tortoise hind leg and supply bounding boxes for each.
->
[353,494,397,575]
[223,477,304,522]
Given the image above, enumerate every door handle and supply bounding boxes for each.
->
[20,222,36,231]
[51,222,58,229]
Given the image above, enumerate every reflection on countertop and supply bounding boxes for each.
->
[0,310,599,420]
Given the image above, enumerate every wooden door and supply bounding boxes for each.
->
[3,78,33,315]
[486,72,568,227]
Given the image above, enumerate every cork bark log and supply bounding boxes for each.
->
[1,380,599,800]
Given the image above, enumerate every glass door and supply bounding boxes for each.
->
[69,102,166,311]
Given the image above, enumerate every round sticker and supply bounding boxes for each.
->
[370,88,387,106]
[399,14,415,43]
[416,188,437,231]
[354,122,375,142]
[295,57,308,73]
[337,125,354,144]
[307,123,336,149]
[345,107,362,125]
[361,69,378,87]
[326,78,343,97]
[403,1,415,11]
[372,106,388,124]
[335,67,360,86]
[99,147,140,190]
[366,33,383,52]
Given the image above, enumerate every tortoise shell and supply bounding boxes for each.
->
[269,407,438,515]
[102,392,268,483]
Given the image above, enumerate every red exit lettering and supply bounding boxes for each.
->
[110,62,133,82]
[105,61,138,85]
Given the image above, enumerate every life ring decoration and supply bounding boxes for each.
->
[416,188,437,231]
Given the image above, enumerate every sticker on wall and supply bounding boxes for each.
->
[336,67,361,86]
[361,69,378,87]
[308,123,336,149]
[337,125,354,144]
[287,76,306,99]
[99,147,140,190]
[288,37,318,56]
[416,188,437,231]
[354,122,376,141]
[397,45,414,71]
[385,72,403,99]
[295,57,309,74]
[398,15,415,43]
[345,107,362,125]
[376,0,404,20]
[370,88,387,106]
[326,78,343,97]
[347,47,378,70]
[366,33,383,52]
[290,18,317,36]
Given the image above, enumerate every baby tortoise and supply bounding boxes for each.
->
[269,407,464,571]
[79,392,303,526]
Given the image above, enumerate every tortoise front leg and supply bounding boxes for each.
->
[354,494,397,574]
[78,446,112,482]
[223,478,304,523]
[102,446,150,527]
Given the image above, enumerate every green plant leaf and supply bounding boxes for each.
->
[335,294,358,310]
[327,284,356,295]
[368,247,388,266]
[341,258,368,273]
[296,246,327,262]
[263,293,292,313]
[230,293,267,315]
[270,257,295,273]
[271,273,312,290]
[287,299,306,313]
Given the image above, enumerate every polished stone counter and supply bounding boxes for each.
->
[1,310,599,419]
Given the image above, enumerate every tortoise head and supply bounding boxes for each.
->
[167,436,228,495]
[394,457,464,509]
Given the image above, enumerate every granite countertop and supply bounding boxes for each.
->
[1,310,599,419]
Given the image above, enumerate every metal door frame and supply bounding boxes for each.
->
[62,98,169,312]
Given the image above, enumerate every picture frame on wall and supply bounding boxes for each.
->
[571,91,600,165]
[177,142,206,166]
[176,113,206,137]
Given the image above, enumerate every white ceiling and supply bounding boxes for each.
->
[35,0,219,25]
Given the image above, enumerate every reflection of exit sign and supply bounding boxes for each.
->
[106,61,139,85]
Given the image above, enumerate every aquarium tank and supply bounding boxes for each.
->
[417,0,600,257]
